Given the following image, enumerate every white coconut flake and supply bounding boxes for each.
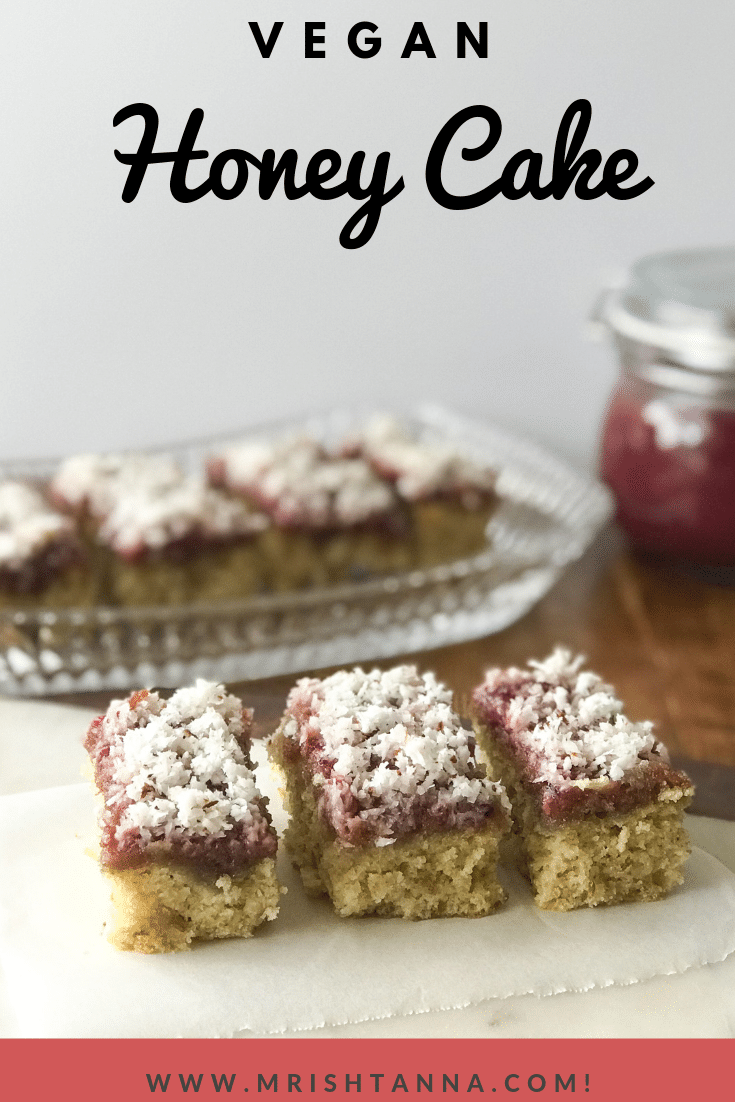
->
[215,435,397,527]
[355,415,497,503]
[98,680,263,842]
[0,481,75,568]
[52,451,268,553]
[286,665,510,830]
[97,477,268,553]
[478,648,668,786]
[51,452,182,518]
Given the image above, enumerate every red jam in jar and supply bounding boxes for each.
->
[596,248,735,569]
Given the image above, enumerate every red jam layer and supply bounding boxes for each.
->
[284,693,503,847]
[85,707,277,877]
[472,693,690,825]
[0,539,85,596]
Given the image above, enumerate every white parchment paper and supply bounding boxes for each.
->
[2,755,735,1038]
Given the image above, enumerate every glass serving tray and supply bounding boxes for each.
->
[0,407,612,695]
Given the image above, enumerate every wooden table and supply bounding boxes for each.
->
[51,524,735,819]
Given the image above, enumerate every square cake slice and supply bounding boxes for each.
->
[85,681,280,952]
[346,415,498,567]
[471,648,694,911]
[270,665,510,919]
[94,476,268,606]
[52,453,268,605]
[0,480,96,608]
[208,435,412,589]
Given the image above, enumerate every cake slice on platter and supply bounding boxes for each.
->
[208,434,412,589]
[346,415,498,566]
[0,480,96,608]
[52,452,268,605]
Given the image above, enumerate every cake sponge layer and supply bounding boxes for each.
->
[273,741,506,919]
[104,858,281,953]
[479,734,691,911]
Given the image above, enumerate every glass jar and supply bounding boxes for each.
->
[596,247,735,569]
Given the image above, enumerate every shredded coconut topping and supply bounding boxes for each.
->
[0,481,75,568]
[93,681,267,848]
[97,477,268,554]
[213,436,398,528]
[475,648,669,786]
[51,451,267,553]
[283,665,509,845]
[355,415,497,504]
[51,452,183,518]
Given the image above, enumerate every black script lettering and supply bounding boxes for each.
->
[425,99,654,209]
[498,149,550,200]
[340,150,405,248]
[602,148,652,198]
[550,100,605,199]
[113,103,195,202]
[113,105,214,204]
[258,149,308,200]
[209,149,255,200]
[168,109,213,202]
[114,105,403,248]
[425,105,502,210]
[549,100,652,199]
[304,150,348,198]
[258,150,308,200]
[348,22,381,58]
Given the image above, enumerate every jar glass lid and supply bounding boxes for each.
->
[601,247,735,372]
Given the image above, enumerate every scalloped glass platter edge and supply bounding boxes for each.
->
[0,407,612,695]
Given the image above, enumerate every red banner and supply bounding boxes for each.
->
[1,1039,731,1102]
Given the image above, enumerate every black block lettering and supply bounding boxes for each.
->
[306,22,326,58]
[457,23,488,58]
[248,22,283,58]
[348,22,381,58]
[401,22,436,58]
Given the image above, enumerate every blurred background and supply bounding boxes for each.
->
[1,0,733,467]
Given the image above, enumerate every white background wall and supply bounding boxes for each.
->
[1,1,733,468]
